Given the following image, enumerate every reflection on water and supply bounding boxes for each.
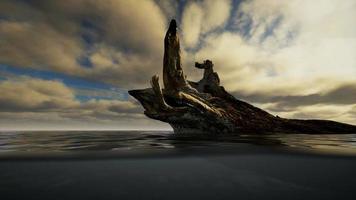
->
[266,134,356,154]
[0,131,356,155]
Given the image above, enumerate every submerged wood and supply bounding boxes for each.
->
[129,19,356,134]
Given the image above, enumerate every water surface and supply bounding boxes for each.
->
[1,131,356,200]
[1,131,356,156]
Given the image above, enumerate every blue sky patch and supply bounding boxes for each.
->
[0,64,128,101]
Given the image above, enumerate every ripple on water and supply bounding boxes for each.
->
[0,131,355,155]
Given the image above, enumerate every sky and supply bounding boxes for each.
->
[0,0,355,130]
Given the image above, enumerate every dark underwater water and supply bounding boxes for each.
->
[1,131,356,200]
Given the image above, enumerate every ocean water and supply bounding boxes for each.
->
[0,130,356,155]
[1,131,356,200]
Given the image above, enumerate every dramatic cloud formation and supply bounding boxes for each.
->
[0,0,355,129]
[196,0,356,94]
[0,0,167,88]
[193,0,356,124]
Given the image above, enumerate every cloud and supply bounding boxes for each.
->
[181,2,204,48]
[29,0,166,55]
[80,99,141,115]
[203,0,356,125]
[155,0,179,20]
[74,87,126,101]
[192,0,356,96]
[0,76,168,129]
[275,104,356,125]
[85,45,163,88]
[233,84,356,125]
[0,0,355,127]
[234,83,356,108]
[0,77,79,112]
[200,0,232,33]
[0,0,168,88]
[0,0,172,129]
[0,76,132,114]
[0,20,84,74]
[181,0,232,48]
[0,111,168,130]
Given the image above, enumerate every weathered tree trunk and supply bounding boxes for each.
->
[163,19,189,92]
[129,19,356,134]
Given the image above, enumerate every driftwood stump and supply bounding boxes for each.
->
[129,19,356,134]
